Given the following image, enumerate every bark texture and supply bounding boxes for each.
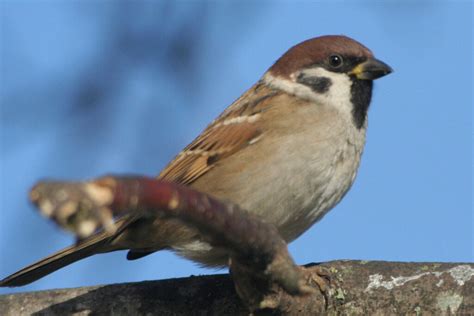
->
[1,260,472,315]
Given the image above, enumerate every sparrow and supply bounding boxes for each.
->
[1,35,392,287]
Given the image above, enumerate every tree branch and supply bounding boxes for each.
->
[1,261,472,315]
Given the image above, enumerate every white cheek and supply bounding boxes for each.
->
[263,69,353,119]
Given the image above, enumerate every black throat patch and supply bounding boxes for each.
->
[296,73,332,93]
[350,78,373,129]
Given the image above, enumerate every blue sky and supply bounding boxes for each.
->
[0,1,472,295]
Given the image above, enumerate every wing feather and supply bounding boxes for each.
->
[158,83,279,185]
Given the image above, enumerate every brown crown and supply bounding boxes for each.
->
[268,35,374,78]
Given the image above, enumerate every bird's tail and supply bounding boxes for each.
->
[0,233,114,287]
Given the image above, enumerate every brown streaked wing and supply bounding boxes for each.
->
[158,83,279,185]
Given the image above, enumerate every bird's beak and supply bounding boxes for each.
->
[350,58,393,80]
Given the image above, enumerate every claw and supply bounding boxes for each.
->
[308,266,331,293]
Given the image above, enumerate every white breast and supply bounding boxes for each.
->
[262,109,366,242]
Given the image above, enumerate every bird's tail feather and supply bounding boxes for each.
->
[0,233,114,287]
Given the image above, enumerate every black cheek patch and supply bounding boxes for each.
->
[296,74,332,93]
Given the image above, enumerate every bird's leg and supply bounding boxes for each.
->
[29,175,323,312]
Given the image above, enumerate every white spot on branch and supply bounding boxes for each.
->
[448,265,474,286]
[39,200,54,217]
[84,183,113,206]
[78,220,97,238]
[168,192,179,210]
[365,273,428,291]
[436,291,463,315]
[365,265,473,292]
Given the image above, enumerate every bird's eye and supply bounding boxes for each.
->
[329,54,343,68]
